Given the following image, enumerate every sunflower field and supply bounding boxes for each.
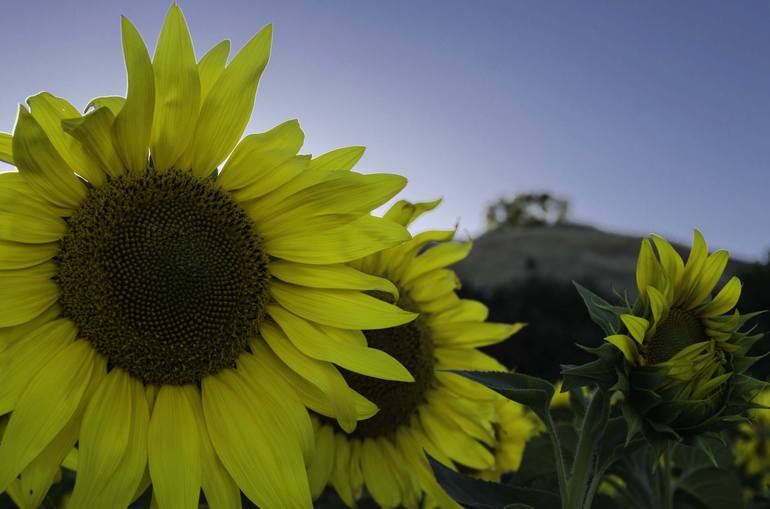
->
[0,5,768,509]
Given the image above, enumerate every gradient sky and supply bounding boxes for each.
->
[1,1,769,260]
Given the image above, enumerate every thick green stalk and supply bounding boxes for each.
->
[545,414,569,504]
[565,390,609,509]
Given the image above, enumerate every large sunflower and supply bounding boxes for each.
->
[0,6,420,509]
[307,199,524,509]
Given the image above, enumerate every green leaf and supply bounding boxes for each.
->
[453,371,554,425]
[573,282,621,335]
[512,434,558,486]
[674,467,743,509]
[562,343,622,393]
[427,455,561,509]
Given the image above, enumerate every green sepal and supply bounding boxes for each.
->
[561,343,620,391]
[573,282,621,335]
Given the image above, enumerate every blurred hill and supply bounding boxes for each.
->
[454,222,752,298]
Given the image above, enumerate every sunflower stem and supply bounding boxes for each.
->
[545,414,570,505]
[565,389,610,509]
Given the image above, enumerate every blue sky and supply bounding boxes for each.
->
[1,1,769,260]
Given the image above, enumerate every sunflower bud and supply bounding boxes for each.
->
[565,230,766,446]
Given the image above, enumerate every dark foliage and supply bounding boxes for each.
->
[736,255,770,380]
[459,277,609,380]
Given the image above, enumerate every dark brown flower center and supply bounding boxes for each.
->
[56,169,269,385]
[643,306,706,364]
[340,293,435,438]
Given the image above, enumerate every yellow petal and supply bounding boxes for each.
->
[113,16,155,174]
[605,334,639,363]
[86,96,125,116]
[198,41,230,104]
[0,172,68,218]
[0,304,60,353]
[218,120,304,191]
[0,132,12,164]
[651,234,684,287]
[620,314,650,344]
[635,238,659,298]
[0,319,76,414]
[676,229,708,306]
[383,198,443,228]
[435,347,506,372]
[685,249,729,309]
[361,438,402,508]
[435,371,497,402]
[260,322,362,433]
[251,339,376,422]
[8,418,79,509]
[309,146,365,173]
[269,260,398,298]
[431,321,524,348]
[186,387,241,509]
[0,241,59,270]
[0,211,66,244]
[201,369,313,509]
[232,155,310,207]
[186,25,272,177]
[0,340,96,491]
[70,369,149,509]
[62,107,126,178]
[26,93,106,187]
[646,285,670,324]
[0,276,59,327]
[12,107,86,210]
[348,439,365,500]
[330,433,354,506]
[419,291,461,314]
[270,282,417,330]
[267,307,412,384]
[429,299,489,324]
[237,351,314,464]
[400,241,472,286]
[265,215,410,264]
[151,5,201,171]
[698,276,742,318]
[258,172,407,231]
[309,423,335,500]
[386,229,456,278]
[148,385,202,509]
[420,407,494,470]
[406,268,460,303]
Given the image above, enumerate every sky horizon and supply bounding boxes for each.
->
[1,1,768,261]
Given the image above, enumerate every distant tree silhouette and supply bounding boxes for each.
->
[486,192,569,230]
